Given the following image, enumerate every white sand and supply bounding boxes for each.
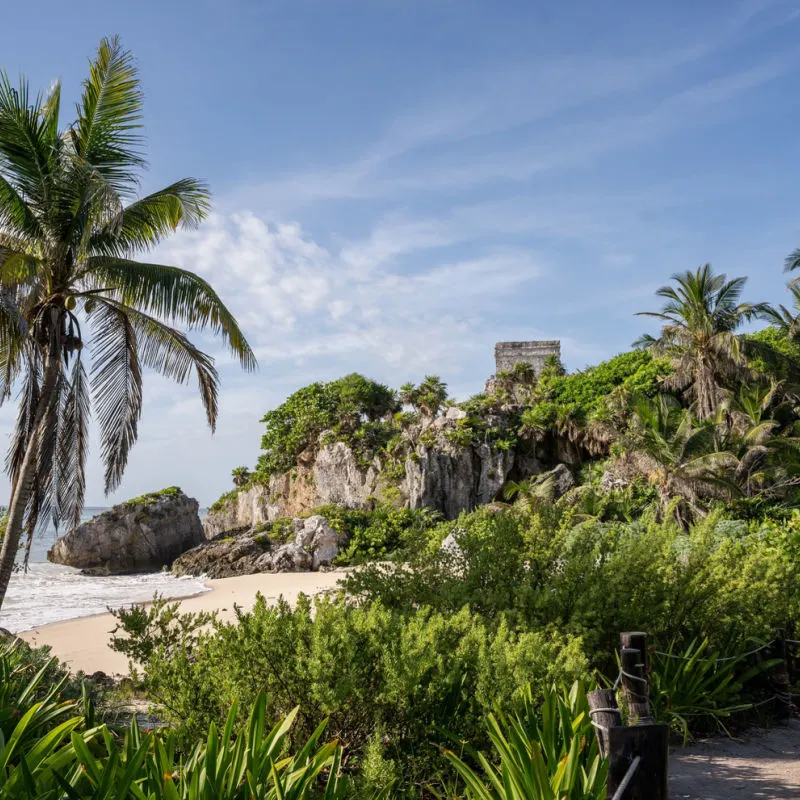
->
[20,570,347,676]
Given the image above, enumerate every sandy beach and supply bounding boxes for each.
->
[20,570,348,676]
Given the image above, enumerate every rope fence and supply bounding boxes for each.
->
[589,629,800,799]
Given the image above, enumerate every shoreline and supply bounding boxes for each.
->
[19,569,349,676]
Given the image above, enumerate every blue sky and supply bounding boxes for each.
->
[1,0,799,506]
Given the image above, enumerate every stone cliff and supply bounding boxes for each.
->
[204,409,539,537]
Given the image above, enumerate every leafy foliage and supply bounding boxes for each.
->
[445,682,606,800]
[110,593,587,789]
[256,374,398,476]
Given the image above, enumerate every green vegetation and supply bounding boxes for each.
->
[107,499,800,792]
[0,37,255,610]
[120,486,182,507]
[257,373,398,477]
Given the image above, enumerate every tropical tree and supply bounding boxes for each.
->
[0,37,255,609]
[399,375,448,420]
[622,395,731,526]
[634,265,770,420]
[231,466,252,487]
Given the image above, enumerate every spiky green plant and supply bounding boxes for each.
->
[444,682,606,800]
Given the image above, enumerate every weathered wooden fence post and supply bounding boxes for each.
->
[619,645,653,725]
[587,688,621,759]
[590,632,669,799]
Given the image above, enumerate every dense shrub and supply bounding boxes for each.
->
[537,350,670,415]
[112,594,587,789]
[257,374,398,476]
[344,506,800,667]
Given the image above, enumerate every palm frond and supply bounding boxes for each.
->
[0,71,55,205]
[72,36,145,195]
[55,354,90,529]
[100,297,219,430]
[784,248,800,274]
[0,174,42,242]
[88,300,143,493]
[81,257,256,370]
[5,347,41,483]
[88,179,211,256]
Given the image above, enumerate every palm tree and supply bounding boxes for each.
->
[399,376,448,420]
[622,395,731,526]
[634,265,770,420]
[0,38,255,608]
[762,283,800,339]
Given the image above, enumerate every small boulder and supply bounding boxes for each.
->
[172,535,268,578]
[173,515,343,577]
[533,464,575,500]
[48,488,205,575]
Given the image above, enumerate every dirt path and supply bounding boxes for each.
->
[669,720,800,798]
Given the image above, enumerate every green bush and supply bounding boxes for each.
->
[111,594,587,790]
[257,374,398,477]
[345,506,800,669]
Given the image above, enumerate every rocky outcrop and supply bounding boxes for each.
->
[405,442,515,520]
[175,515,343,578]
[48,489,205,575]
[204,413,543,535]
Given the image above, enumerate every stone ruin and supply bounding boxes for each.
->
[494,341,561,375]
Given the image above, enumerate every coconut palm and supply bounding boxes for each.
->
[762,283,800,340]
[399,375,448,420]
[0,38,255,608]
[634,265,770,420]
[622,395,731,526]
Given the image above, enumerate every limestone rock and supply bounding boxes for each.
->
[172,535,269,578]
[174,515,342,578]
[48,489,205,575]
[532,463,575,500]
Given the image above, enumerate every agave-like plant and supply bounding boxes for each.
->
[444,682,606,800]
[0,37,255,608]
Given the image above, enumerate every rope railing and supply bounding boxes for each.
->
[610,756,641,800]
[589,630,797,799]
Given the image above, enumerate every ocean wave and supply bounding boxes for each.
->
[1,562,208,633]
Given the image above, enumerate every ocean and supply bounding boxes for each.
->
[0,507,208,633]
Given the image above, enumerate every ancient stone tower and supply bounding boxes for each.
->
[494,341,561,375]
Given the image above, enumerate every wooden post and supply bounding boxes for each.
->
[620,646,653,725]
[771,629,792,721]
[621,631,649,675]
[607,725,669,800]
[587,689,621,759]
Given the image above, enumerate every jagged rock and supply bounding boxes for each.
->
[405,440,515,519]
[532,464,575,499]
[172,535,269,578]
[175,515,342,578]
[293,515,340,569]
[205,423,524,533]
[445,406,468,421]
[48,489,205,575]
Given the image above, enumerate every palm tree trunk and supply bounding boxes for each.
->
[0,347,60,612]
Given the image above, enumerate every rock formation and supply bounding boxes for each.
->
[48,488,205,575]
[173,514,343,578]
[203,425,529,537]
